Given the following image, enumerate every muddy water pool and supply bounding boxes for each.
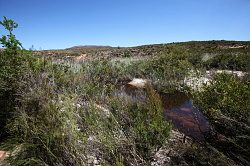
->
[115,85,210,142]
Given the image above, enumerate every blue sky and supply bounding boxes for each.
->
[0,0,249,49]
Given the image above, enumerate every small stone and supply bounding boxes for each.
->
[127,78,147,88]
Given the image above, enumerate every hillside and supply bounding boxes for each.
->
[38,40,249,57]
[38,40,250,72]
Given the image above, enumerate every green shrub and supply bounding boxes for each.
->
[9,90,87,165]
[80,59,129,98]
[203,53,250,71]
[76,83,171,165]
[132,85,172,159]
[0,16,26,139]
[136,49,193,92]
[4,58,88,165]
[108,84,172,163]
[123,50,131,58]
[193,73,250,124]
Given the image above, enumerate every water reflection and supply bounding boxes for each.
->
[162,92,210,142]
[116,85,210,142]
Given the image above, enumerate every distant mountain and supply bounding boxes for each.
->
[67,45,113,50]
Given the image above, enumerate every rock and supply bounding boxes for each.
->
[127,78,148,89]
[184,69,247,91]
[0,151,9,161]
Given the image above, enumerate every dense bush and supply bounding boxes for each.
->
[203,53,250,71]
[193,73,250,124]
[0,17,172,165]
[6,60,171,165]
[81,84,171,165]
[0,16,25,139]
[136,47,193,93]
[107,85,172,162]
[192,73,250,165]
[131,85,171,159]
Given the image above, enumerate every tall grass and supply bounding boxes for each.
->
[1,45,173,165]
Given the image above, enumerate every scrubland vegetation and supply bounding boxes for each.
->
[0,17,249,165]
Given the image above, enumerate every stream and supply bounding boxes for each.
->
[118,84,210,143]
